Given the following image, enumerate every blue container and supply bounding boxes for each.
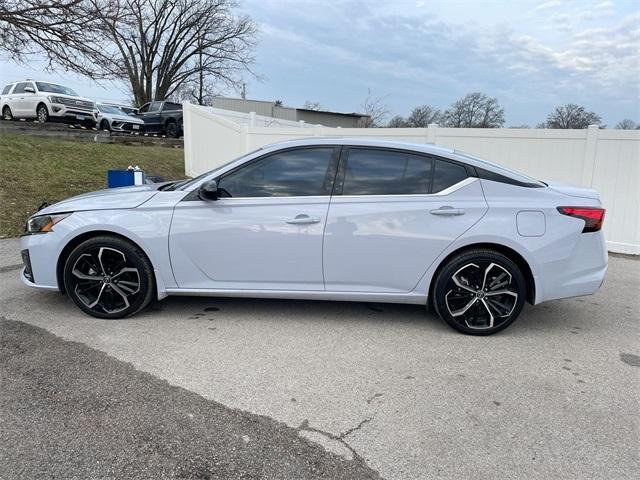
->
[107,170,135,188]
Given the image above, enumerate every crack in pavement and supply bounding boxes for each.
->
[0,263,23,273]
[298,416,374,468]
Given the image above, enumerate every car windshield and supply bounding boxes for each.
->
[98,104,126,114]
[35,82,79,96]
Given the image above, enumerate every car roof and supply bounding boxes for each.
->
[261,137,543,186]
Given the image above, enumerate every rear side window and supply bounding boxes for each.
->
[340,148,432,195]
[1,84,12,95]
[218,147,337,197]
[432,160,468,193]
[164,102,182,111]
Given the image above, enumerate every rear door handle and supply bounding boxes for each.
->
[286,214,321,225]
[429,206,465,216]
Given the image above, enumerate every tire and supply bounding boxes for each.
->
[2,106,12,120]
[165,120,178,138]
[37,104,49,123]
[63,235,155,319]
[100,119,110,131]
[432,249,526,336]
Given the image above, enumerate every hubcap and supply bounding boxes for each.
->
[70,247,140,314]
[445,262,518,330]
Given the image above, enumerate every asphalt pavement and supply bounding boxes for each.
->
[0,238,638,479]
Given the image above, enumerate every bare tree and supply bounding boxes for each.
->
[406,105,441,127]
[361,89,389,128]
[0,0,110,77]
[303,100,324,111]
[542,104,601,129]
[1,0,257,106]
[387,115,408,128]
[615,119,638,130]
[443,92,505,128]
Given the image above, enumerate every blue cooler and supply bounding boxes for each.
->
[107,170,145,188]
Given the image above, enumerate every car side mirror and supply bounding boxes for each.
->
[198,180,219,201]
[24,86,35,93]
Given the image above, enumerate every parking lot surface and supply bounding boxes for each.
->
[1,238,638,479]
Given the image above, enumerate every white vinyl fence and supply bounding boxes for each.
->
[183,103,640,254]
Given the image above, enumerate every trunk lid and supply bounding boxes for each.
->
[546,181,600,201]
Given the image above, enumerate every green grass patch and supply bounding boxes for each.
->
[0,133,186,238]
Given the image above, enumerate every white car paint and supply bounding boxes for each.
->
[20,138,608,331]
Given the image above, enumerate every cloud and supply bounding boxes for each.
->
[535,1,562,12]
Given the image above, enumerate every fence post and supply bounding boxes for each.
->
[241,123,249,153]
[582,124,599,187]
[427,123,438,144]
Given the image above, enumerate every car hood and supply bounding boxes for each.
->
[546,181,600,201]
[54,93,95,104]
[37,183,168,216]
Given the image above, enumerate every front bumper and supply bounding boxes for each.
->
[49,104,97,124]
[20,232,63,292]
[110,120,144,132]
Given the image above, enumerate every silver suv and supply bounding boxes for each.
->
[0,80,97,127]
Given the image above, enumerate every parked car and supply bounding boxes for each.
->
[135,101,183,137]
[19,138,607,335]
[96,103,144,133]
[0,80,97,127]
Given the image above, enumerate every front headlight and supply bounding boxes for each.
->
[48,96,63,104]
[25,213,71,234]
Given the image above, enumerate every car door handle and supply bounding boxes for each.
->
[286,214,321,225]
[429,206,465,216]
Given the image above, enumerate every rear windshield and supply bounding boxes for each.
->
[35,82,78,96]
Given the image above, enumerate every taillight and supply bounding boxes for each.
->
[557,207,605,233]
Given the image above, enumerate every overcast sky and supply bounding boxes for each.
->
[1,0,638,126]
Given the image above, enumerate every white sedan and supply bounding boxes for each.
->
[20,138,607,335]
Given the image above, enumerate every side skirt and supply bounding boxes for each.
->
[164,288,428,305]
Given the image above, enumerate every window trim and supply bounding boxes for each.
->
[333,146,474,197]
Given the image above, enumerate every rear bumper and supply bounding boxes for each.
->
[533,231,608,304]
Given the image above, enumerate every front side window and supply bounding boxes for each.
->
[218,148,336,197]
[340,148,433,195]
[432,159,468,193]
[138,103,150,113]
[12,83,28,94]
[1,84,13,95]
[148,102,162,112]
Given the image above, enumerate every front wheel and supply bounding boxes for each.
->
[100,119,110,131]
[63,235,155,319]
[37,104,49,123]
[432,249,526,335]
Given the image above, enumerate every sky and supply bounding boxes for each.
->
[1,0,638,126]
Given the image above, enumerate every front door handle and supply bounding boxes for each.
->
[429,206,465,216]
[286,214,321,225]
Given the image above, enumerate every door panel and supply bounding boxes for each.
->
[323,179,488,293]
[169,197,329,290]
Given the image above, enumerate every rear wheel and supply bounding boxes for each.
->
[63,236,155,319]
[165,120,178,138]
[433,249,526,335]
[2,106,12,120]
[37,104,49,123]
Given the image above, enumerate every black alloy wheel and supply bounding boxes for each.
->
[63,236,155,319]
[433,249,526,335]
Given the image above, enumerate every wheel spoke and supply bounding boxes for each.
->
[85,283,106,309]
[449,296,478,317]
[485,289,518,297]
[479,299,495,328]
[72,270,102,282]
[451,263,481,293]
[109,284,130,309]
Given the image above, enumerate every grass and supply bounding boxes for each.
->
[0,133,186,238]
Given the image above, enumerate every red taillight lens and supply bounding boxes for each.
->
[557,207,605,233]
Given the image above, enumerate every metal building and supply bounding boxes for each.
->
[208,97,370,128]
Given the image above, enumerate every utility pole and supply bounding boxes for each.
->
[241,82,246,99]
